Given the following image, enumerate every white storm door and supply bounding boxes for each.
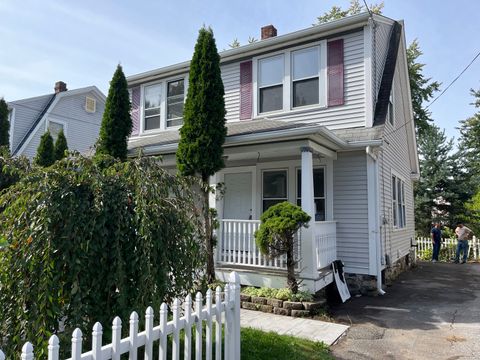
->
[223,172,253,220]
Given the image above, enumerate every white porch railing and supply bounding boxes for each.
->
[0,272,241,360]
[315,221,337,270]
[217,220,301,270]
[415,236,480,261]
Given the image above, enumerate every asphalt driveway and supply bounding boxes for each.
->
[330,261,480,360]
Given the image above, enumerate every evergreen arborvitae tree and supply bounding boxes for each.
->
[414,124,454,235]
[35,131,55,167]
[0,98,9,150]
[54,129,68,161]
[177,27,226,282]
[96,64,132,161]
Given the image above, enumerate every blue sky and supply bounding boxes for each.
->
[1,0,479,142]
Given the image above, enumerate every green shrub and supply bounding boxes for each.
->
[0,155,205,357]
[241,286,313,302]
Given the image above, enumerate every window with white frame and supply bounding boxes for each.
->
[48,121,64,142]
[166,79,185,127]
[258,55,284,113]
[143,83,162,131]
[296,168,326,221]
[392,175,406,228]
[292,47,320,108]
[262,170,288,212]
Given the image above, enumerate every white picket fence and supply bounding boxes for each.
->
[416,236,480,260]
[0,272,241,360]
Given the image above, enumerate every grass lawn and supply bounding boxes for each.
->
[241,327,333,360]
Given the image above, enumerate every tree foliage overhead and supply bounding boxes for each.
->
[34,131,55,167]
[177,26,226,282]
[96,64,132,161]
[0,98,9,149]
[255,202,311,293]
[0,155,204,357]
[54,129,68,161]
[407,40,441,136]
[315,0,383,24]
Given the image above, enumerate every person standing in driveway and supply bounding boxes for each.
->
[454,222,473,264]
[431,223,441,262]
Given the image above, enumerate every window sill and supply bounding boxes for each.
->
[254,103,328,120]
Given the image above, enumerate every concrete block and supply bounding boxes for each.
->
[291,309,311,317]
[266,298,283,307]
[283,301,304,310]
[251,296,267,305]
[273,307,291,316]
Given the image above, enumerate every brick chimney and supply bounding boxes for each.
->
[54,81,67,93]
[261,25,277,40]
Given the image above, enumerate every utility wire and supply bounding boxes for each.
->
[425,50,480,109]
[362,0,373,17]
[384,49,480,138]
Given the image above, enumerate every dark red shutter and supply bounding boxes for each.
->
[131,87,141,136]
[239,61,253,120]
[327,39,344,107]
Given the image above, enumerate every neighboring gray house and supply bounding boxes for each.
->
[126,13,419,295]
[8,81,106,159]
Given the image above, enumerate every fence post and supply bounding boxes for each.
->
[224,285,232,360]
[0,349,4,360]
[205,289,213,360]
[172,298,180,360]
[48,335,60,360]
[195,292,203,360]
[215,287,222,360]
[92,322,102,360]
[184,295,192,360]
[229,271,241,360]
[112,317,122,360]
[145,307,154,360]
[159,303,168,360]
[71,329,82,360]
[21,342,34,360]
[129,311,139,360]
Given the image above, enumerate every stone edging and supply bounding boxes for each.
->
[240,293,326,317]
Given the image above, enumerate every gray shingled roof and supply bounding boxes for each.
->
[128,119,314,150]
[331,125,384,143]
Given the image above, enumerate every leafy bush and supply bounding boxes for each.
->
[0,155,205,357]
[255,202,310,293]
[242,287,313,302]
[0,150,30,193]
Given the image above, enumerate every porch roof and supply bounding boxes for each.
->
[128,119,384,157]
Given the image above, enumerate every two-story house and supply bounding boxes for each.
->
[8,81,106,159]
[126,13,419,295]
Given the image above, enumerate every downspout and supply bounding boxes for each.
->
[366,146,386,295]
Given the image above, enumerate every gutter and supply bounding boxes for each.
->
[127,13,371,85]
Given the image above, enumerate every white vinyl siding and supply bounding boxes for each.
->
[379,38,415,264]
[333,151,370,274]
[209,31,366,130]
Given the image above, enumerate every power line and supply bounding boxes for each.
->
[425,50,480,109]
[362,0,373,17]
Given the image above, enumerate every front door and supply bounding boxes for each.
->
[223,172,252,220]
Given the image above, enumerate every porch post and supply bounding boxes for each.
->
[300,147,317,278]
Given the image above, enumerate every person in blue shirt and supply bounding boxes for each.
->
[430,223,442,262]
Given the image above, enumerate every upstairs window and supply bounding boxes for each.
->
[258,55,284,113]
[166,79,184,128]
[292,47,320,108]
[144,84,161,131]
